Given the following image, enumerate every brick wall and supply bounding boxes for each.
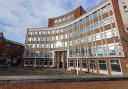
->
[0,80,128,89]
[111,0,128,58]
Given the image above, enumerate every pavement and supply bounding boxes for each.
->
[0,67,71,76]
[0,67,128,84]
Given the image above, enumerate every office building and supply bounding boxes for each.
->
[24,0,128,75]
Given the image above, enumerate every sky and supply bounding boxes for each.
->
[0,0,105,44]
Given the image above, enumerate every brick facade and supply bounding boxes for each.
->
[48,6,86,27]
[0,32,24,66]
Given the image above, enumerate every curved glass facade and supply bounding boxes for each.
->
[24,0,128,75]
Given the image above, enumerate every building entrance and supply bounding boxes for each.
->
[54,51,67,69]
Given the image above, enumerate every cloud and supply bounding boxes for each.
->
[0,0,104,43]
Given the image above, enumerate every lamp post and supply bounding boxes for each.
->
[56,41,62,68]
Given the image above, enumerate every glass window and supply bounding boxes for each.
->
[74,40,79,45]
[48,31,51,34]
[54,20,57,23]
[92,12,98,18]
[96,33,102,40]
[69,41,72,46]
[44,60,48,65]
[84,38,88,43]
[56,36,58,40]
[51,44,53,48]
[86,16,90,22]
[52,30,54,34]
[99,60,107,70]
[75,60,80,67]
[93,22,100,29]
[112,28,118,36]
[65,42,67,47]
[97,45,104,56]
[110,60,121,72]
[80,38,85,43]
[81,48,85,56]
[90,60,96,69]
[104,18,110,25]
[70,60,74,67]
[82,60,87,68]
[101,4,111,14]
[108,44,116,55]
[69,50,72,56]
[65,34,68,38]
[49,60,53,65]
[105,30,112,38]
[38,31,41,35]
[103,16,114,25]
[88,36,92,42]
[28,37,32,41]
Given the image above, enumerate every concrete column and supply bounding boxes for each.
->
[28,60,30,67]
[62,51,65,69]
[58,52,59,68]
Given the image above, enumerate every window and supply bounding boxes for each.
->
[92,12,98,19]
[52,30,54,34]
[76,60,80,67]
[88,47,92,56]
[29,31,33,35]
[88,36,92,42]
[97,45,104,56]
[99,60,107,70]
[82,60,87,68]
[58,19,61,22]
[80,38,85,43]
[101,4,111,14]
[103,16,114,25]
[69,41,72,46]
[65,42,67,47]
[48,31,51,34]
[81,48,85,56]
[110,60,121,72]
[101,6,108,14]
[69,50,73,57]
[86,16,90,22]
[96,33,102,40]
[65,34,68,38]
[105,30,112,38]
[54,20,58,23]
[49,60,53,65]
[122,2,128,12]
[116,43,124,56]
[90,60,96,69]
[70,60,74,67]
[112,28,118,36]
[104,18,110,25]
[93,22,100,29]
[28,37,32,41]
[56,36,58,40]
[108,44,116,55]
[75,40,79,45]
[44,60,48,65]
[32,44,36,48]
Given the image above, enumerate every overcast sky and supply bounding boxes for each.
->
[0,0,104,44]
